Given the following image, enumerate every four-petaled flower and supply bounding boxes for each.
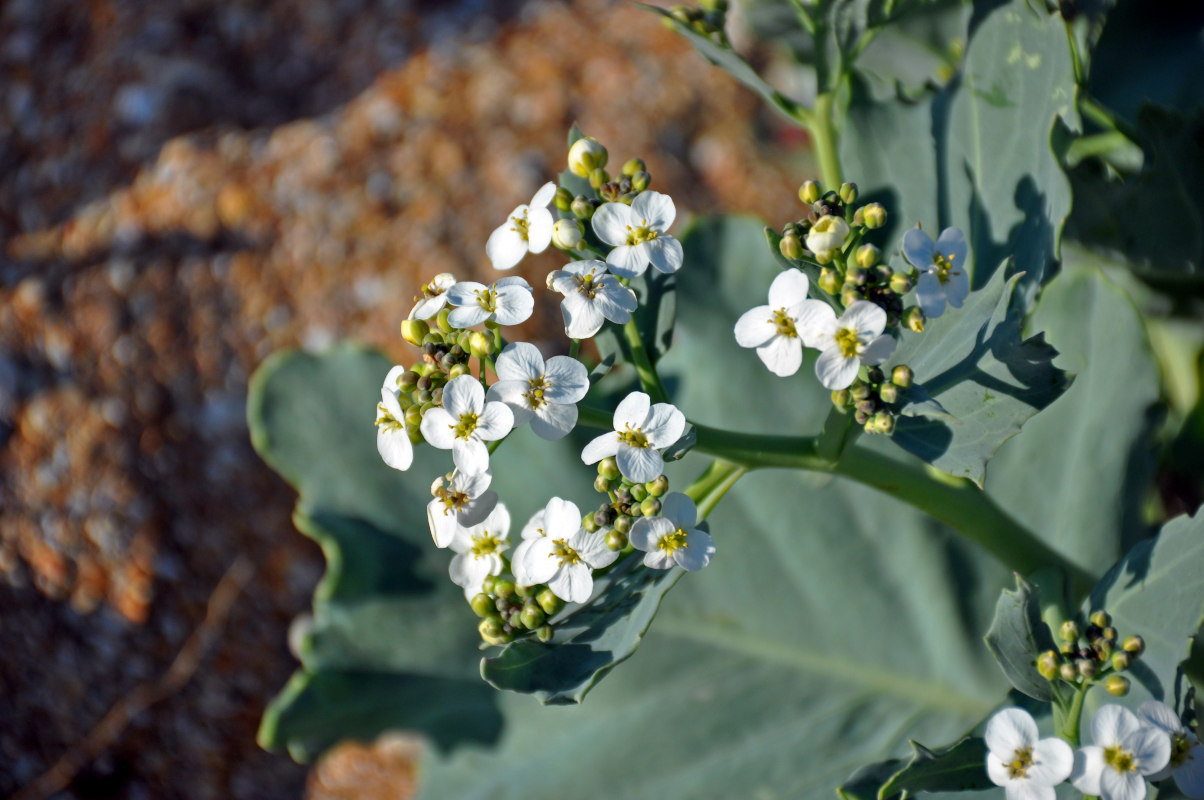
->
[447,504,511,600]
[548,260,638,339]
[984,707,1074,800]
[446,276,534,329]
[733,269,831,377]
[1137,701,1204,798]
[375,365,413,471]
[629,492,715,571]
[1071,704,1171,800]
[409,272,457,320]
[805,215,850,259]
[590,190,683,279]
[486,182,556,271]
[427,470,498,549]
[510,497,617,603]
[581,391,686,483]
[902,226,969,319]
[420,374,514,474]
[803,300,897,390]
[486,342,589,440]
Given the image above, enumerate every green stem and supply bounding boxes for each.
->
[685,460,747,519]
[569,338,581,361]
[622,318,670,404]
[1078,94,1139,143]
[812,92,844,189]
[1059,684,1088,747]
[1064,21,1085,86]
[786,0,816,35]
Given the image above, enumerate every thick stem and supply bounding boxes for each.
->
[1059,684,1088,747]
[684,460,747,520]
[812,92,844,189]
[622,318,670,404]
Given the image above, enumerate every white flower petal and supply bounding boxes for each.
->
[520,509,546,541]
[645,236,683,274]
[447,305,491,328]
[945,267,971,308]
[860,335,896,366]
[492,285,535,326]
[1174,742,1204,798]
[515,537,558,585]
[475,401,514,440]
[377,427,413,471]
[447,281,487,306]
[642,403,686,448]
[915,271,947,319]
[570,528,618,569]
[527,207,555,254]
[642,549,677,570]
[1100,767,1146,800]
[450,553,497,600]
[1138,701,1183,735]
[591,202,635,246]
[632,190,675,231]
[629,517,674,552]
[427,499,461,548]
[510,538,538,586]
[486,222,528,271]
[606,244,648,279]
[734,306,776,348]
[531,402,577,440]
[458,490,497,527]
[767,269,810,307]
[380,386,404,419]
[658,493,697,528]
[617,444,663,483]
[985,708,1039,757]
[815,347,860,390]
[562,297,607,339]
[542,357,589,403]
[1094,705,1142,747]
[796,301,837,348]
[902,228,936,269]
[581,432,620,464]
[549,564,594,604]
[486,381,534,427]
[1130,726,1171,775]
[675,529,715,571]
[841,300,887,338]
[1071,746,1104,796]
[1028,737,1074,785]
[543,498,581,538]
[613,392,651,430]
[443,374,484,415]
[757,335,803,377]
[495,342,544,382]
[452,437,490,474]
[419,407,456,449]
[531,181,557,209]
[411,294,448,320]
[936,226,968,268]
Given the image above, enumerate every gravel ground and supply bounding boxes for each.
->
[0,1,805,796]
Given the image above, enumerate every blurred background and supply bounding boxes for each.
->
[0,0,815,796]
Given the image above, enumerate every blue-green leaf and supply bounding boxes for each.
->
[984,575,1059,702]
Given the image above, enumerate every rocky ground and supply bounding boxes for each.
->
[0,0,807,797]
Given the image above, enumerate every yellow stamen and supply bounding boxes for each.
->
[1104,745,1137,773]
[1007,746,1034,779]
[524,376,548,409]
[550,538,582,565]
[658,528,690,554]
[619,424,649,448]
[834,327,861,359]
[452,412,479,439]
[771,309,798,339]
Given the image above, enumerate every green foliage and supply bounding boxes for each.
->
[838,736,993,799]
[984,575,1060,702]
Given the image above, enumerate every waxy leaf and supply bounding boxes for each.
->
[842,736,993,800]
[984,575,1059,702]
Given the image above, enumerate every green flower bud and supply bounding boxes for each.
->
[606,529,628,551]
[404,405,424,429]
[1077,659,1098,679]
[537,588,564,617]
[831,389,850,409]
[891,365,913,388]
[839,182,859,204]
[862,203,887,229]
[779,234,803,261]
[1060,641,1076,657]
[552,218,584,251]
[1122,635,1144,656]
[878,382,900,404]
[469,330,494,359]
[481,575,498,595]
[1111,651,1132,672]
[614,514,633,535]
[850,381,871,401]
[1105,675,1130,696]
[400,319,429,346]
[571,195,595,220]
[598,181,622,203]
[630,483,648,503]
[582,514,599,533]
[479,616,506,642]
[855,244,879,270]
[1096,639,1114,660]
[470,593,496,618]
[866,366,885,384]
[493,577,516,600]
[588,167,610,190]
[888,272,913,295]
[645,476,669,497]
[621,157,645,176]
[700,0,728,12]
[902,307,926,333]
[598,458,621,481]
[870,411,895,435]
[852,207,865,226]
[554,186,573,211]
[799,180,822,205]
[1059,662,1078,682]
[1060,620,1079,642]
[631,170,651,192]
[845,265,867,286]
[398,370,420,392]
[815,267,839,296]
[594,474,612,494]
[1090,610,1111,628]
[640,496,661,517]
[1102,626,1118,644]
[520,602,546,630]
[536,624,554,643]
[840,285,861,308]
[448,363,470,380]
[1037,650,1060,680]
[434,308,453,334]
[568,137,607,178]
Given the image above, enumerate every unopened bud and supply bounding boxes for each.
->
[1105,675,1130,696]
[645,475,669,497]
[589,167,610,189]
[845,265,867,286]
[855,244,879,270]
[404,405,423,429]
[470,593,496,618]
[889,272,913,294]
[493,578,516,600]
[831,389,850,409]
[779,234,803,261]
[621,157,645,176]
[799,180,822,205]
[806,215,851,259]
[852,207,865,226]
[568,137,607,177]
[839,182,858,204]
[479,616,506,643]
[1122,635,1144,656]
[398,370,420,392]
[1096,639,1114,660]
[871,411,895,435]
[434,308,453,333]
[840,285,861,308]
[469,330,494,359]
[1059,662,1078,682]
[571,195,595,220]
[537,588,564,617]
[1111,651,1132,671]
[552,218,584,250]
[862,203,887,229]
[554,186,573,211]
[816,267,840,295]
[614,514,632,535]
[891,365,913,388]
[401,318,429,346]
[594,474,611,494]
[878,382,900,404]
[631,170,651,192]
[902,307,925,333]
[1077,659,1098,679]
[1090,610,1111,628]
[606,529,628,551]
[849,381,871,402]
[536,624,554,643]
[598,458,621,481]
[1037,650,1060,680]
[520,602,546,630]
[582,514,599,533]
[630,484,648,503]
[640,496,661,517]
[1060,620,1079,642]
[448,363,470,380]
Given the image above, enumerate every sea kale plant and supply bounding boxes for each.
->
[247,0,1204,797]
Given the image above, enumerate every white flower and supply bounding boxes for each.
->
[548,260,638,339]
[375,366,413,471]
[733,269,831,377]
[590,190,684,279]
[805,215,850,258]
[510,497,616,603]
[486,342,589,440]
[485,182,556,271]
[551,218,583,251]
[419,374,514,474]
[580,391,686,483]
[629,492,715,571]
[802,300,897,390]
[448,504,510,600]
[983,707,1073,800]
[446,276,534,328]
[568,137,607,177]
[409,272,456,320]
[1137,701,1204,797]
[427,470,498,549]
[902,226,969,319]
[1071,704,1171,800]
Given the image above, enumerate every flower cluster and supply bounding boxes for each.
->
[1035,610,1145,698]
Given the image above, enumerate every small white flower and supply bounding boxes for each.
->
[510,497,616,603]
[448,504,510,600]
[629,492,715,571]
[568,137,607,177]
[802,300,897,390]
[409,273,456,320]
[486,342,589,440]
[548,260,638,339]
[1138,701,1204,798]
[486,182,556,271]
[1071,704,1171,800]
[375,366,413,471]
[902,226,969,319]
[427,470,498,549]
[733,269,831,377]
[446,276,534,328]
[805,215,850,258]
[590,190,684,279]
[984,707,1073,800]
[580,391,686,483]
[419,374,514,474]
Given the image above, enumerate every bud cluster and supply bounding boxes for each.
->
[830,364,913,435]
[1037,609,1145,696]
[562,138,654,222]
[587,457,671,551]
[471,575,564,646]
[665,1,729,44]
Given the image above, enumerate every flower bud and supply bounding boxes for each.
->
[799,180,822,205]
[401,318,429,346]
[1122,635,1144,656]
[469,330,494,359]
[855,244,879,270]
[839,285,861,308]
[1090,610,1111,628]
[1059,662,1078,682]
[589,167,610,190]
[549,185,572,211]
[888,272,913,295]
[599,181,622,203]
[594,474,611,494]
[448,363,470,380]
[606,529,628,551]
[640,496,661,517]
[552,218,584,251]
[398,370,420,392]
[1037,650,1060,680]
[568,137,607,177]
[1105,675,1130,696]
[849,381,871,401]
[862,203,887,229]
[839,182,859,204]
[520,602,546,630]
[621,157,645,176]
[537,588,564,617]
[1060,641,1076,657]
[645,476,669,497]
[598,458,621,481]
[582,514,599,533]
[630,483,648,503]
[536,624,554,643]
[779,234,803,261]
[808,267,837,296]
[1077,659,1098,679]
[614,514,632,535]
[1111,651,1132,672]
[471,593,496,618]
[493,578,515,600]
[1102,626,1118,644]
[631,170,651,192]
[404,405,423,429]
[1095,639,1114,660]
[436,308,454,334]
[871,411,895,435]
[878,382,900,404]
[845,265,867,286]
[806,215,851,258]
[852,207,865,226]
[831,389,850,409]
[571,195,595,220]
[1060,620,1079,642]
[891,365,913,388]
[902,307,925,333]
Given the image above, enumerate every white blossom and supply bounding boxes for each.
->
[409,273,457,320]
[446,276,534,328]
[486,342,589,440]
[591,190,683,279]
[1138,701,1204,798]
[1071,704,1171,800]
[983,707,1073,800]
[510,497,616,603]
[419,374,514,474]
[629,492,715,571]
[427,470,498,549]
[902,226,969,319]
[802,300,897,390]
[447,504,510,600]
[805,215,850,258]
[486,182,556,271]
[375,366,413,471]
[733,269,831,377]
[548,260,638,339]
[580,391,686,483]
[551,218,583,251]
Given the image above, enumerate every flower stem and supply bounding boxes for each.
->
[812,91,844,190]
[622,318,670,404]
[1058,684,1088,747]
[569,338,581,361]
[684,460,746,520]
